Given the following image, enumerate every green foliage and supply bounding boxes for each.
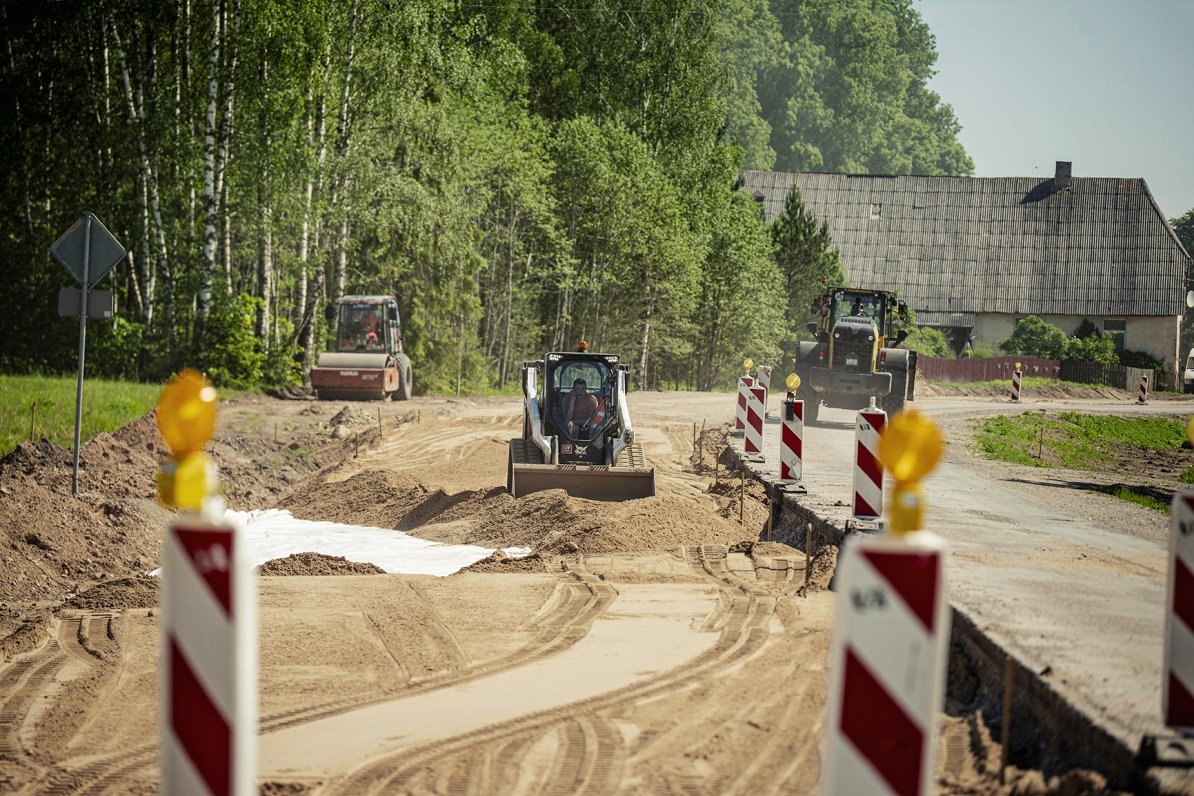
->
[756,0,973,176]
[0,0,972,394]
[1089,486,1168,513]
[971,342,997,358]
[1073,318,1100,339]
[0,374,162,457]
[772,186,844,363]
[999,316,1068,360]
[1065,333,1118,365]
[202,294,265,390]
[901,325,951,357]
[974,410,1189,473]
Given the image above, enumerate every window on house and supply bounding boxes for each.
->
[1103,319,1126,352]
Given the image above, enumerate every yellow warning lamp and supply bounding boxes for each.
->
[877,409,944,536]
[743,358,754,374]
[155,369,219,511]
[1186,415,1194,447]
[785,373,801,393]
[1015,362,1022,371]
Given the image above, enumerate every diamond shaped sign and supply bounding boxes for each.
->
[50,212,126,288]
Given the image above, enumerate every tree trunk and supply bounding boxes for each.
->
[196,0,222,353]
[326,0,358,344]
[256,60,272,344]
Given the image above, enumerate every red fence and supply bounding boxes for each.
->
[915,355,1060,383]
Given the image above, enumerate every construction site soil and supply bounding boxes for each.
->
[0,392,1148,794]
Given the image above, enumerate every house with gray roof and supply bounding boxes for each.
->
[741,163,1191,385]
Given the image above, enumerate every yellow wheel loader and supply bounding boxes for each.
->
[507,348,655,500]
[793,285,917,424]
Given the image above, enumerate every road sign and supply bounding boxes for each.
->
[58,287,114,319]
[50,212,125,288]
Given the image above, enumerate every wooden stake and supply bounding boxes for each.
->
[274,422,277,444]
[1000,656,1014,784]
[766,494,773,541]
[29,402,36,442]
[692,421,697,453]
[378,407,383,439]
[804,522,813,591]
[739,467,745,525]
[354,431,359,458]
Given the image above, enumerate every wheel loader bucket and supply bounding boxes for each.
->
[508,440,655,501]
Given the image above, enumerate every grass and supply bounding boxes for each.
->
[0,374,260,457]
[974,410,1188,513]
[1087,485,1169,513]
[924,376,1116,391]
[1,374,164,456]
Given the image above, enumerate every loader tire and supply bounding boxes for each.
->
[883,373,907,417]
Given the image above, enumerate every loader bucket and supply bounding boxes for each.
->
[507,438,655,501]
[510,463,656,501]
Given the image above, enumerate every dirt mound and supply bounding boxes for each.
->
[460,550,548,574]
[257,552,385,576]
[0,611,49,663]
[279,469,431,528]
[918,382,1134,401]
[64,576,159,610]
[286,468,761,555]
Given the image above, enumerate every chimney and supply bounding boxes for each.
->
[1055,161,1072,190]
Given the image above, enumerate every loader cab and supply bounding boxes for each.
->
[543,352,620,452]
[335,297,401,355]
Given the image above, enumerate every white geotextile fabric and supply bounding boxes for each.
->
[212,508,529,577]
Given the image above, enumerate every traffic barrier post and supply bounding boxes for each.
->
[825,410,949,796]
[1137,373,1149,405]
[780,398,806,493]
[1163,489,1194,733]
[850,403,886,530]
[1010,363,1022,403]
[744,385,766,461]
[155,370,258,796]
[736,375,753,431]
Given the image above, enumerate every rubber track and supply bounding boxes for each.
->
[332,550,776,794]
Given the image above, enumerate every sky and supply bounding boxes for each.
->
[915,0,1194,220]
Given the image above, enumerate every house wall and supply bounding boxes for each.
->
[971,313,1181,387]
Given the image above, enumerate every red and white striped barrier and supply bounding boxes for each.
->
[1138,373,1149,405]
[1010,367,1022,403]
[735,375,754,430]
[852,406,887,525]
[825,532,949,796]
[1164,491,1194,732]
[162,521,257,796]
[744,385,766,458]
[780,398,803,484]
[756,366,773,418]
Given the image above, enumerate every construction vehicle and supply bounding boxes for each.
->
[310,296,412,401]
[507,346,655,500]
[792,285,916,423]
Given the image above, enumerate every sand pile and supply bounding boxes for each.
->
[64,576,160,610]
[285,468,758,555]
[461,550,548,574]
[257,552,385,576]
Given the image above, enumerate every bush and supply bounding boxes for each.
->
[1120,348,1168,390]
[999,316,1068,359]
[202,293,264,390]
[1065,333,1118,365]
[901,325,952,358]
[971,342,997,358]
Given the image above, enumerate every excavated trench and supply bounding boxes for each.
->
[723,442,1167,795]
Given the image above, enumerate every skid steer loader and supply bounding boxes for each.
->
[507,348,655,500]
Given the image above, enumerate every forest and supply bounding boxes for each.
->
[0,0,971,393]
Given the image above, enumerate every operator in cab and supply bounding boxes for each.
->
[562,378,599,437]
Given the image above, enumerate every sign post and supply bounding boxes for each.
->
[50,212,126,495]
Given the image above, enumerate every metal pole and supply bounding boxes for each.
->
[71,214,92,496]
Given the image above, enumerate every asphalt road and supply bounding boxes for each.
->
[733,393,1192,765]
